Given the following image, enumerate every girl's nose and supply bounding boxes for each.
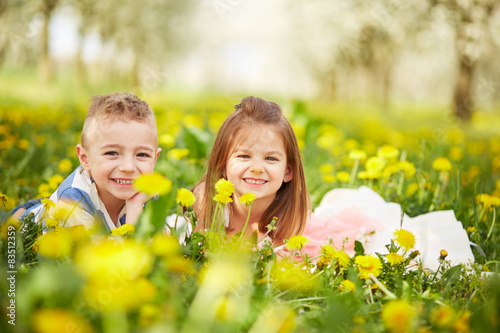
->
[251,167,263,174]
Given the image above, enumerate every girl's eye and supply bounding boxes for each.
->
[238,154,250,159]
[266,156,278,161]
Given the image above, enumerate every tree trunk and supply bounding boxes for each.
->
[452,59,474,121]
[76,28,87,87]
[38,0,58,84]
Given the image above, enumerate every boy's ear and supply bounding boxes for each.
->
[154,148,162,164]
[76,144,91,172]
[284,166,293,182]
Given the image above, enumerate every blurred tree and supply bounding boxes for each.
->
[73,0,98,86]
[76,0,195,89]
[430,0,499,121]
[0,0,39,68]
[287,0,430,110]
[39,0,58,83]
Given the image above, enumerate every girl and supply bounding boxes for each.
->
[193,96,475,270]
[193,96,310,244]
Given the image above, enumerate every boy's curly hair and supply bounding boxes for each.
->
[81,92,156,148]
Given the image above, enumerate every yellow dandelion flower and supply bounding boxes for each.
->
[215,178,235,196]
[134,172,172,196]
[432,157,452,172]
[449,146,463,161]
[158,133,175,148]
[286,235,310,250]
[35,134,47,147]
[319,163,334,174]
[67,225,92,244]
[406,182,419,197]
[239,192,256,206]
[0,193,8,208]
[17,139,30,150]
[164,255,194,274]
[398,161,416,178]
[358,170,382,180]
[45,218,59,229]
[381,299,416,333]
[271,260,319,293]
[394,229,416,251]
[383,164,399,178]
[365,156,386,173]
[322,174,337,183]
[378,145,400,160]
[1,218,20,240]
[319,244,350,269]
[336,171,350,183]
[167,148,189,160]
[466,226,476,234]
[38,183,51,197]
[386,252,405,265]
[354,254,383,279]
[37,230,73,259]
[213,193,233,204]
[151,234,181,257]
[453,310,470,333]
[176,188,196,207]
[75,238,152,280]
[476,193,500,210]
[57,158,73,173]
[467,141,485,155]
[349,149,367,161]
[343,138,359,150]
[32,309,93,333]
[48,174,64,191]
[431,304,455,328]
[41,198,55,210]
[339,279,356,292]
[111,224,135,236]
[138,303,161,327]
[51,206,73,223]
[84,277,157,312]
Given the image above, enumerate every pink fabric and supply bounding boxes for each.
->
[302,210,384,257]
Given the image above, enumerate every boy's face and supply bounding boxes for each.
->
[77,118,161,210]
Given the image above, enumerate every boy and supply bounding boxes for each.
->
[12,92,161,231]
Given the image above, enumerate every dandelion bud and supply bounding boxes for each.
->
[439,249,448,260]
[409,250,420,259]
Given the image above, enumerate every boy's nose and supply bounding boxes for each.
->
[119,157,135,172]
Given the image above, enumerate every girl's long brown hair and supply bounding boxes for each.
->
[194,96,310,243]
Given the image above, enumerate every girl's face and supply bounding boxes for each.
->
[225,126,292,206]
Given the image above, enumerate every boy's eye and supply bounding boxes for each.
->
[105,151,118,156]
[137,153,150,158]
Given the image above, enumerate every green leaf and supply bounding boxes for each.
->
[136,184,177,239]
[354,241,365,256]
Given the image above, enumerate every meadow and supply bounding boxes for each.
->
[1,75,500,332]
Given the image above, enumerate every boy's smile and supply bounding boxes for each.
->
[77,119,161,211]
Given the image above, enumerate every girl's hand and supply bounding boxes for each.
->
[274,245,295,261]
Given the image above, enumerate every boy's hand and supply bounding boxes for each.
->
[125,192,151,225]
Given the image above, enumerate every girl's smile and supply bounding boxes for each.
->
[225,126,292,207]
